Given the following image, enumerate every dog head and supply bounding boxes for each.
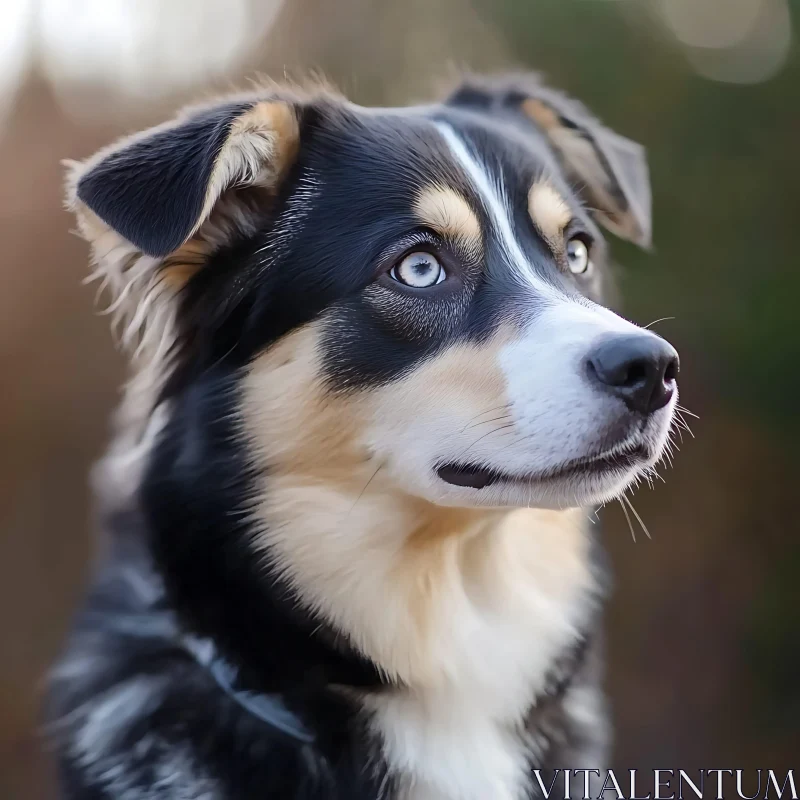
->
[69,74,677,515]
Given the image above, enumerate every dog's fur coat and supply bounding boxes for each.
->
[46,74,678,800]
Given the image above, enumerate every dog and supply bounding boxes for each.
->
[46,73,679,800]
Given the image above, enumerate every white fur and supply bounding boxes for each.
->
[363,301,675,511]
[493,300,675,507]
[63,674,219,800]
[367,508,598,800]
[75,676,167,759]
[434,122,560,298]
[85,745,218,800]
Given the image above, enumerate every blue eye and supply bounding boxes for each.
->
[390,252,446,288]
[566,237,591,275]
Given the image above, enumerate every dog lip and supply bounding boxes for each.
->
[436,463,498,489]
[436,441,651,489]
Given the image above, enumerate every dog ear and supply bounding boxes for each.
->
[446,75,652,248]
[66,94,303,391]
[70,98,300,258]
[65,95,306,503]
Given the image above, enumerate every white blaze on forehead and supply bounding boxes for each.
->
[434,121,558,299]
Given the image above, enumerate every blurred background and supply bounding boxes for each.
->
[1,0,798,796]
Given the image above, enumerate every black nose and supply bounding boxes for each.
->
[587,334,679,414]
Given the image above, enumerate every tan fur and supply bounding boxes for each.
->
[240,321,595,690]
[522,98,645,245]
[413,184,482,256]
[195,101,299,237]
[240,325,595,800]
[523,99,615,214]
[365,325,518,462]
[521,98,561,135]
[528,181,571,245]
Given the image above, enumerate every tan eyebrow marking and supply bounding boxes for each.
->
[528,181,572,245]
[413,184,482,255]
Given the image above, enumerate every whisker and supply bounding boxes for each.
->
[464,413,512,431]
[459,404,509,433]
[674,413,695,439]
[349,463,383,515]
[618,496,636,543]
[456,423,517,463]
[622,494,651,540]
[675,404,700,420]
[647,466,667,484]
[206,342,239,374]
[643,316,676,330]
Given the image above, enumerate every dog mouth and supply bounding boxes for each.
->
[436,441,651,490]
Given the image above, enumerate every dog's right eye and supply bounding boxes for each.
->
[390,252,446,288]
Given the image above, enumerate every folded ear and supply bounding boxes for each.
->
[69,97,300,258]
[446,74,652,248]
[66,93,303,396]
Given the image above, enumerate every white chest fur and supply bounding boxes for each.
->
[367,508,598,800]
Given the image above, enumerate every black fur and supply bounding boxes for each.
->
[47,75,655,799]
[77,101,254,257]
[48,514,392,799]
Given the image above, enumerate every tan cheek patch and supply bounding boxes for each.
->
[241,323,514,490]
[367,329,515,467]
[240,322,371,484]
[528,181,572,245]
[414,184,482,256]
[382,324,514,399]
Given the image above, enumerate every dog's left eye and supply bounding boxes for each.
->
[390,252,446,288]
[566,237,591,275]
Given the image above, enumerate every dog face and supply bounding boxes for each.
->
[70,76,677,513]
